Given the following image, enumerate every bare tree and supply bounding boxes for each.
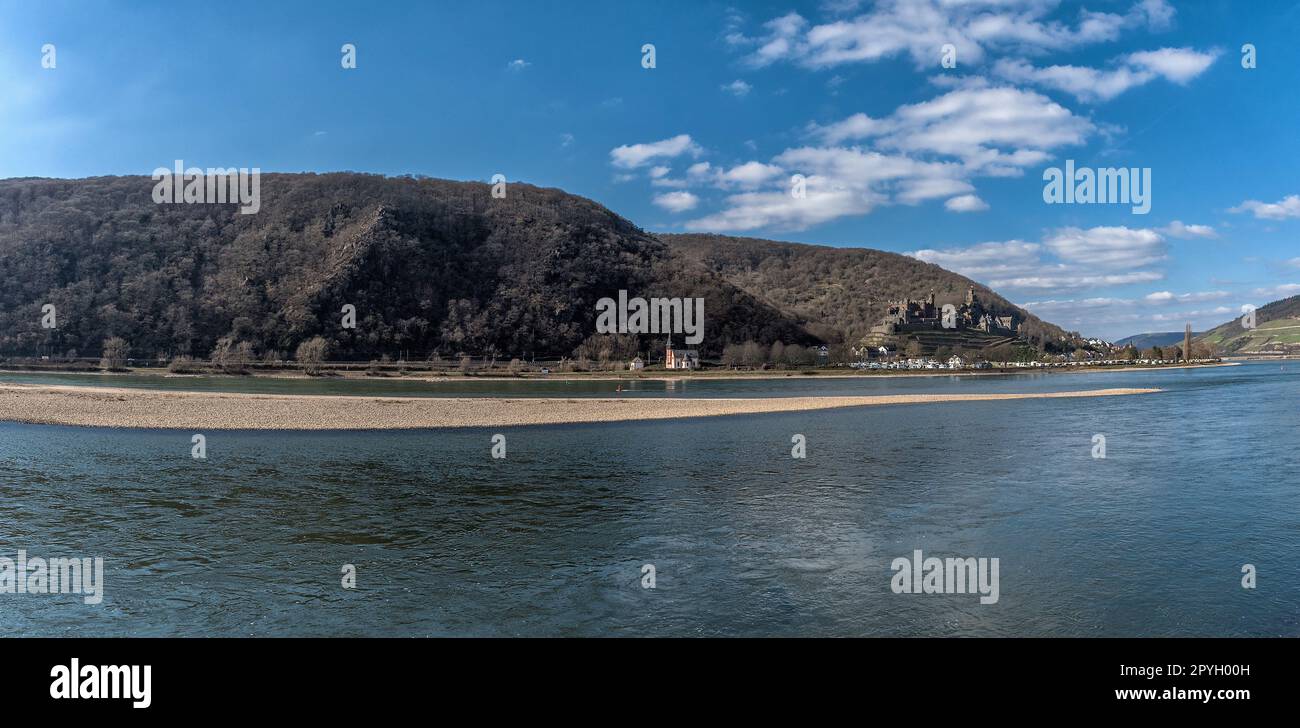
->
[295,336,330,375]
[101,337,128,371]
[210,337,253,374]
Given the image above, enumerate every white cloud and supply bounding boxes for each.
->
[1016,291,1240,340]
[678,160,786,191]
[1016,298,1146,335]
[1231,194,1300,220]
[1143,290,1230,303]
[877,86,1093,167]
[734,0,1174,69]
[719,160,784,188]
[687,186,876,231]
[807,112,882,144]
[777,146,953,181]
[649,165,690,188]
[1250,283,1300,299]
[1018,295,1237,340]
[609,134,703,169]
[1134,0,1176,30]
[506,59,530,71]
[993,47,1218,102]
[1044,226,1167,269]
[1160,220,1217,238]
[683,85,1090,232]
[1148,306,1233,323]
[909,226,1168,293]
[994,59,1144,102]
[1128,47,1217,83]
[653,191,700,213]
[686,162,713,178]
[897,176,974,204]
[747,12,809,67]
[721,79,753,97]
[944,194,989,212]
[998,270,1165,290]
[909,240,1044,282]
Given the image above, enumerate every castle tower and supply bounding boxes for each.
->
[966,285,975,307]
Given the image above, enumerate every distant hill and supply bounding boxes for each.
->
[0,173,1072,362]
[661,233,1071,351]
[1114,331,1195,349]
[1198,294,1300,354]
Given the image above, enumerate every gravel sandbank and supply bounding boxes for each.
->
[0,383,1161,430]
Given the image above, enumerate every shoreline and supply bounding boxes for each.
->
[0,360,1235,385]
[0,383,1161,431]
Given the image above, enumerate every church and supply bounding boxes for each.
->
[664,338,699,370]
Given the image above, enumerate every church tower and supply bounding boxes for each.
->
[1184,324,1192,362]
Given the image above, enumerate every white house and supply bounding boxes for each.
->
[947,355,965,369]
[629,356,644,371]
[665,340,699,370]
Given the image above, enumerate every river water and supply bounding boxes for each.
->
[0,362,1294,636]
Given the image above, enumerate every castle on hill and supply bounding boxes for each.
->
[861,286,1019,351]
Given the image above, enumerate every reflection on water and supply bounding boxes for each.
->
[0,362,1295,636]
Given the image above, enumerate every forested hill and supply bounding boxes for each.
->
[660,233,1069,350]
[0,173,811,359]
[0,173,1068,361]
[1114,332,1192,349]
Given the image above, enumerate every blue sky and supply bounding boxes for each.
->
[2,0,1298,339]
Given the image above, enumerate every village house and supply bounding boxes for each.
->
[629,356,644,371]
[664,339,699,370]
